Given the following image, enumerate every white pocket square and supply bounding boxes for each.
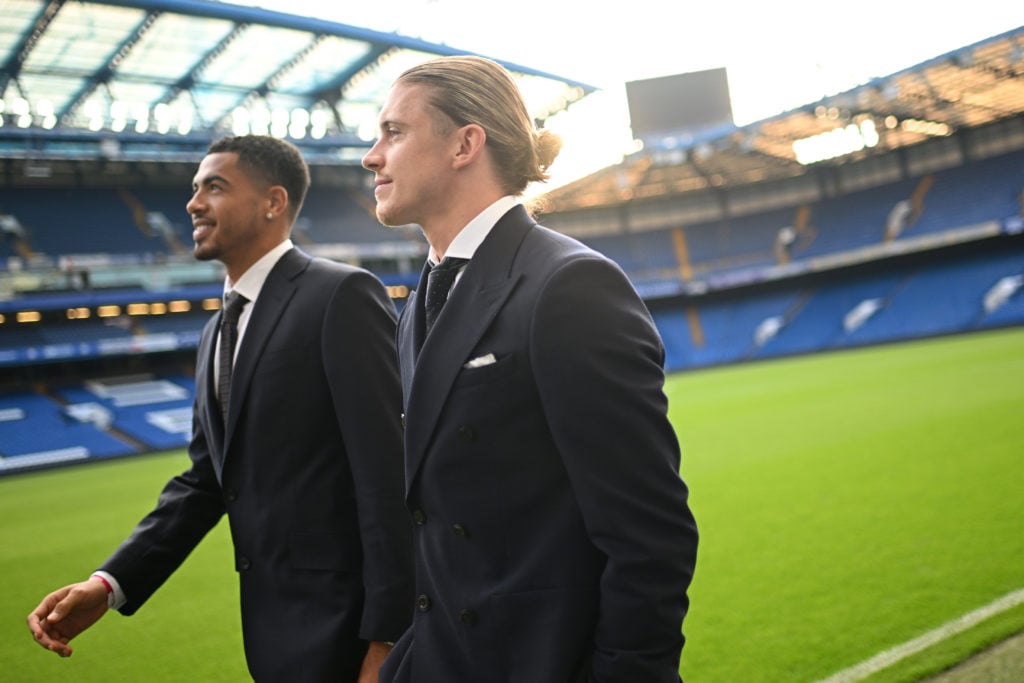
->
[464,353,497,369]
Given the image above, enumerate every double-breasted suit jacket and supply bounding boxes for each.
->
[384,205,698,683]
[101,247,414,681]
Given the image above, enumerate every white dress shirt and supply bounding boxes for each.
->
[213,239,294,398]
[428,196,519,291]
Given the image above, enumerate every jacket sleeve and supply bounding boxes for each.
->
[531,255,699,683]
[100,395,226,614]
[322,270,414,641]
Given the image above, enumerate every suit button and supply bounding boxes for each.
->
[458,609,478,626]
[400,413,406,428]
[412,509,427,525]
[238,556,251,571]
[416,594,432,612]
[457,425,477,442]
[452,523,470,539]
[225,488,238,502]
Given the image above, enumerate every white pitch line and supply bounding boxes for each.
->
[816,588,1024,683]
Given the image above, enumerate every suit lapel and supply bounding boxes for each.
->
[222,248,308,457]
[402,206,533,492]
[195,314,228,478]
[397,264,427,409]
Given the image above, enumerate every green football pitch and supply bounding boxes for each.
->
[2,326,1022,682]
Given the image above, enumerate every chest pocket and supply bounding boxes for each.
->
[451,353,518,390]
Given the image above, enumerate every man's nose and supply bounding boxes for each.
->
[362,142,381,171]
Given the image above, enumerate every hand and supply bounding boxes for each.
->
[27,579,109,658]
[357,640,394,683]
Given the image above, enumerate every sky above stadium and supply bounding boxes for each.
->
[246,0,1023,189]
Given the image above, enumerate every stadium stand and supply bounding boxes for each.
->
[3,146,1021,465]
[1,12,1021,473]
[299,187,391,244]
[0,391,137,473]
[0,188,168,257]
[649,240,1024,372]
[52,375,193,452]
[1,184,393,257]
[566,147,1024,286]
[652,288,804,369]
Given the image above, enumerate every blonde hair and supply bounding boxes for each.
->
[397,56,562,198]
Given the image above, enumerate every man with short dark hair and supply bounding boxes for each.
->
[28,135,413,682]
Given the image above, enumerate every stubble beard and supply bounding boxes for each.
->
[192,235,223,264]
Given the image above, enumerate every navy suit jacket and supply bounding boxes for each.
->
[384,206,698,683]
[101,248,414,681]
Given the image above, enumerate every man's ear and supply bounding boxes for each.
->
[265,185,288,219]
[452,123,487,170]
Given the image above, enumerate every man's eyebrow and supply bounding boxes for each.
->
[193,173,230,189]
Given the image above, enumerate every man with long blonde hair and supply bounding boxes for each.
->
[364,56,698,682]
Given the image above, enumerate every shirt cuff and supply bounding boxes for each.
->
[91,571,127,611]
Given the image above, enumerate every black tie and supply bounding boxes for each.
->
[424,257,468,334]
[218,292,248,426]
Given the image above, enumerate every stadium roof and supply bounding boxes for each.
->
[544,26,1024,212]
[0,0,594,170]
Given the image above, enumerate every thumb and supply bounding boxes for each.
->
[46,593,78,622]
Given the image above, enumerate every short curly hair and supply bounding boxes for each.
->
[207,135,311,221]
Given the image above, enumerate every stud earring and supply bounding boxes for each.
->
[266,212,273,220]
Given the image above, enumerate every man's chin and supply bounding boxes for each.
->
[192,244,216,262]
[376,211,417,230]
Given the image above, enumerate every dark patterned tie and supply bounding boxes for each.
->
[218,292,248,426]
[424,257,468,334]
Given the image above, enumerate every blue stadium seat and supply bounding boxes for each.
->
[0,392,138,470]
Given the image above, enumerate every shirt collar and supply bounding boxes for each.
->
[429,196,518,265]
[224,238,294,303]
